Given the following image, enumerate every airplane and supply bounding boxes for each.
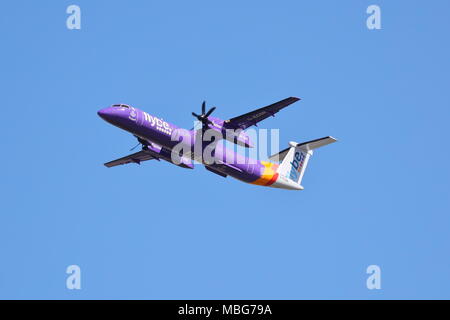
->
[97,97,337,190]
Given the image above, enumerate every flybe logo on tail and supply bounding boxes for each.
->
[288,151,306,181]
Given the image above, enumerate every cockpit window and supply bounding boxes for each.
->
[112,104,131,109]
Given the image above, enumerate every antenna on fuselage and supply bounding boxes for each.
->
[130,135,149,151]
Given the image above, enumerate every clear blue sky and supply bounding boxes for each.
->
[1,0,449,299]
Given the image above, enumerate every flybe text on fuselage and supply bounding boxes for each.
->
[143,112,173,136]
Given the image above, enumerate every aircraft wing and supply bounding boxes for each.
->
[104,150,156,168]
[223,97,300,130]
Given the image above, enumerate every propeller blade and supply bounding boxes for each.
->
[201,121,208,132]
[191,100,216,130]
[204,107,216,118]
[202,101,206,115]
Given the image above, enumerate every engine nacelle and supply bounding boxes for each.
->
[221,128,254,148]
[206,116,254,148]
[145,142,193,169]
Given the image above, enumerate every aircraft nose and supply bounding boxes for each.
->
[97,107,112,121]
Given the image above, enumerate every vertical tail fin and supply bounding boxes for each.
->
[277,146,312,185]
[269,136,337,188]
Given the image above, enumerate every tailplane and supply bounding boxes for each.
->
[269,136,337,188]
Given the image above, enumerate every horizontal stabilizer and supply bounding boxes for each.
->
[269,136,337,162]
[296,136,337,151]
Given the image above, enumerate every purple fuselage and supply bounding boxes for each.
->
[98,104,283,188]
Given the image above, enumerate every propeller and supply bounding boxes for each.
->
[130,135,149,151]
[191,101,216,130]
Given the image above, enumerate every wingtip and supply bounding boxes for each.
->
[328,136,338,142]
